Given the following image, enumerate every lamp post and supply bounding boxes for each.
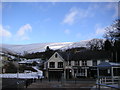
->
[74,73,76,85]
[69,69,71,79]
[97,67,100,90]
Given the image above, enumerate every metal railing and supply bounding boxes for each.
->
[98,77,119,84]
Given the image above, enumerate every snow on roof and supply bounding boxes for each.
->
[109,62,120,66]
[19,60,32,64]
[19,59,42,64]
[97,62,120,68]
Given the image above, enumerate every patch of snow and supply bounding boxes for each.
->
[32,66,43,74]
[19,59,42,64]
[0,72,43,79]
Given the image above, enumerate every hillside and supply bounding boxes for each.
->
[0,40,89,56]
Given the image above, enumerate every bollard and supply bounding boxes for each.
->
[40,78,42,83]
[25,79,28,88]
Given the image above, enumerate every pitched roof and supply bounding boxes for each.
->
[97,62,120,68]
[57,51,73,61]
[71,50,111,60]
[49,50,111,61]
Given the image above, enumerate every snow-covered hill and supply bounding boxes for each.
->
[0,40,90,56]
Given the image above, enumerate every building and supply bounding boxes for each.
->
[43,51,110,79]
[96,62,120,89]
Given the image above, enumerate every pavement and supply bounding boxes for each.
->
[2,78,113,90]
[27,78,96,89]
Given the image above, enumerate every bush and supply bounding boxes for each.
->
[5,62,17,73]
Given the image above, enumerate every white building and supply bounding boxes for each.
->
[44,52,109,79]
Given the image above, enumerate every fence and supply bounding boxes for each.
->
[96,76,120,89]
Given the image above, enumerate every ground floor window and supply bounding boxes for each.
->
[113,68,120,76]
[74,68,86,76]
[99,69,110,76]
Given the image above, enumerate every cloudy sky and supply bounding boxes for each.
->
[1,1,119,44]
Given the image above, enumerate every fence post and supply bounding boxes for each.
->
[105,77,106,84]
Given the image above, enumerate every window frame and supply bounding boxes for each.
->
[68,61,71,66]
[75,60,79,66]
[58,62,63,68]
[49,62,55,68]
[93,60,97,66]
[82,60,87,66]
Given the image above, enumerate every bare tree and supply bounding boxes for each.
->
[104,19,120,62]
[86,39,104,50]
[104,19,120,41]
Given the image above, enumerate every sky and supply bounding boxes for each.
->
[0,1,119,45]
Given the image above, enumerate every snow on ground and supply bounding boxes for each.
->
[19,59,42,64]
[0,72,43,79]
[32,66,43,73]
[0,66,43,79]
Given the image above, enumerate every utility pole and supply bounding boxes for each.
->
[17,53,20,89]
[17,53,19,79]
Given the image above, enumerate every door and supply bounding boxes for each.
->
[66,69,72,79]
[48,71,63,80]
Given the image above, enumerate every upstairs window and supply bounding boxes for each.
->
[68,61,71,66]
[101,60,105,62]
[93,60,97,66]
[55,54,58,58]
[75,61,79,66]
[58,62,63,68]
[82,61,87,66]
[49,62,55,68]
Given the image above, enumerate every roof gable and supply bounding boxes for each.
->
[47,52,65,62]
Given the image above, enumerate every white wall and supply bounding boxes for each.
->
[48,52,64,68]
[79,61,82,66]
[97,60,101,65]
[71,61,74,66]
[87,60,92,66]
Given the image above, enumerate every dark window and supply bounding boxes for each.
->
[58,62,63,68]
[78,61,80,65]
[81,69,85,73]
[93,60,97,66]
[78,69,81,73]
[50,62,55,68]
[101,60,105,62]
[55,54,58,58]
[113,68,120,76]
[75,61,79,66]
[82,61,87,66]
[74,69,77,73]
[68,61,71,66]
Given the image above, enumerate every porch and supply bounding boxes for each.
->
[96,62,120,89]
